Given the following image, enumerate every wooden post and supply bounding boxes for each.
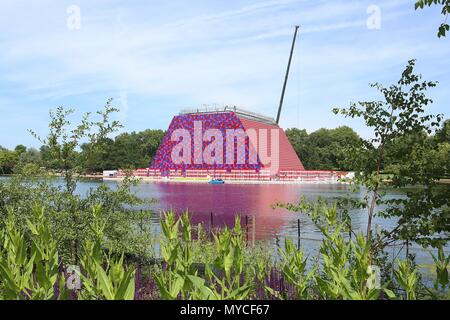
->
[297,219,301,249]
[210,212,215,241]
[375,224,379,243]
[210,212,214,230]
[245,216,249,245]
[406,239,410,257]
[139,209,144,232]
[348,222,352,240]
[252,216,256,247]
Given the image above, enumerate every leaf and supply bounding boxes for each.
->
[26,220,38,236]
[0,259,24,299]
[116,268,135,300]
[170,274,185,299]
[223,250,234,278]
[154,274,173,300]
[383,288,396,299]
[95,261,114,300]
[58,276,70,300]
[227,284,252,300]
[265,286,284,300]
[186,275,215,300]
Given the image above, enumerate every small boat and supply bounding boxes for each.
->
[208,179,225,185]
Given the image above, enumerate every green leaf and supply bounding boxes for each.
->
[383,288,396,299]
[95,262,114,300]
[170,274,185,299]
[116,268,135,300]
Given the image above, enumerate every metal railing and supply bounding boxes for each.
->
[179,105,277,126]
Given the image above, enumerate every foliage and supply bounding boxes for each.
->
[154,211,213,299]
[0,148,19,174]
[415,0,450,37]
[0,204,135,300]
[393,259,419,300]
[435,119,450,143]
[29,99,122,193]
[0,128,165,174]
[0,101,155,265]
[78,205,135,300]
[277,238,314,299]
[0,205,61,299]
[154,212,253,300]
[2,204,450,300]
[0,165,154,265]
[286,126,361,171]
[332,59,449,248]
[205,217,253,300]
[81,129,165,172]
[428,245,450,299]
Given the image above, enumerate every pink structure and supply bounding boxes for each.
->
[119,107,340,182]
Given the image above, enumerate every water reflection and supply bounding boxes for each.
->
[135,182,359,241]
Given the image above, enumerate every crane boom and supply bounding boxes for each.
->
[276,25,299,125]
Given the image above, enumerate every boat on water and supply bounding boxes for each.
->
[208,179,225,185]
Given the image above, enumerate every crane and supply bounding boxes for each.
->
[276,25,299,125]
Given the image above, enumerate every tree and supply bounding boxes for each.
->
[415,0,450,38]
[0,149,18,174]
[14,144,27,155]
[7,99,155,264]
[432,120,450,177]
[333,59,449,250]
[13,148,43,173]
[285,128,310,166]
[19,147,41,164]
[80,129,165,172]
[435,119,450,143]
[286,126,361,171]
[30,98,122,193]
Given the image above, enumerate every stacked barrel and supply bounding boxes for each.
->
[117,169,342,182]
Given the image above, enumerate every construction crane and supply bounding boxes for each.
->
[276,25,299,125]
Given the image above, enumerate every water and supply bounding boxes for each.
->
[75,179,448,278]
[79,180,366,239]
[1,176,446,274]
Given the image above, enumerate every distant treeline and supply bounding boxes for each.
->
[287,120,450,173]
[0,129,165,174]
[1,120,449,174]
[286,126,360,171]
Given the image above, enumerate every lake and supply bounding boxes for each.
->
[75,179,442,270]
[0,176,445,273]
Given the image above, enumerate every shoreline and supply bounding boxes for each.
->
[104,176,347,185]
[3,174,450,185]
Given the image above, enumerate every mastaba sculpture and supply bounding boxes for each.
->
[150,106,304,177]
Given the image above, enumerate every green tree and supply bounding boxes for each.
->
[0,148,18,174]
[286,126,361,170]
[435,119,450,143]
[30,98,122,193]
[14,144,27,155]
[0,99,155,264]
[333,59,449,250]
[13,148,42,173]
[81,129,165,172]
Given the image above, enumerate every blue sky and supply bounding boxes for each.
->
[0,0,449,149]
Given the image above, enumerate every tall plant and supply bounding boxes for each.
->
[9,99,154,264]
[29,99,122,194]
[332,59,449,251]
[0,205,61,300]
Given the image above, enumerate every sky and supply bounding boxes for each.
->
[0,0,449,149]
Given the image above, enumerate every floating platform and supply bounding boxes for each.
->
[112,168,350,184]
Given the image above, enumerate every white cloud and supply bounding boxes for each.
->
[0,0,449,148]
